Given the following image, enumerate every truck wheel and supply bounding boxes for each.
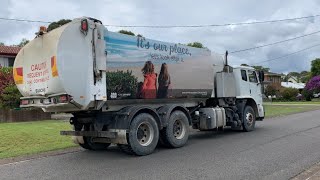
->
[242,106,256,132]
[160,110,189,148]
[126,113,159,156]
[79,137,110,150]
[117,144,134,155]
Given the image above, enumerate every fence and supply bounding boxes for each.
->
[0,109,51,123]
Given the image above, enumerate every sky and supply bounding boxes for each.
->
[1,0,320,74]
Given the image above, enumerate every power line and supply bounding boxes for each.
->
[104,14,320,28]
[0,17,51,23]
[229,30,320,54]
[0,14,319,28]
[254,43,320,65]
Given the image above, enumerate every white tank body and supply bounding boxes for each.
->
[13,18,225,112]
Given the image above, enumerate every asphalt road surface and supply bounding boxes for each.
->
[1,110,320,180]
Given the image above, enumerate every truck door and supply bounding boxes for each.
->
[248,70,263,105]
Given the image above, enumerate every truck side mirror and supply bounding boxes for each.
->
[258,71,265,82]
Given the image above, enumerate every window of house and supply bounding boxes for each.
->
[8,57,15,67]
[241,70,247,81]
[248,70,258,83]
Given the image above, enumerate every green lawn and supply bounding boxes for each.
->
[264,104,320,118]
[264,99,320,105]
[0,120,76,159]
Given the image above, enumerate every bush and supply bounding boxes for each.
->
[264,84,278,97]
[302,89,313,101]
[0,67,22,109]
[279,87,299,101]
[106,70,138,99]
[0,67,14,95]
[0,84,22,109]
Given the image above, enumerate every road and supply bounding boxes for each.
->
[1,110,320,180]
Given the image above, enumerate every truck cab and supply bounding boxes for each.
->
[234,66,264,119]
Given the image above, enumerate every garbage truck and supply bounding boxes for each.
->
[13,17,265,156]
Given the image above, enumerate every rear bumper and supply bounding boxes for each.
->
[60,130,117,138]
[60,129,127,144]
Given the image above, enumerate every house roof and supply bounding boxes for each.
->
[264,72,282,76]
[281,82,305,89]
[0,45,21,56]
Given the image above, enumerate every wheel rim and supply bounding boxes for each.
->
[136,122,154,146]
[246,112,254,126]
[173,119,186,140]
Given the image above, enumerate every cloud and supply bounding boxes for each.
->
[1,0,320,73]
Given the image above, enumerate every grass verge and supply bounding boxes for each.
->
[264,104,320,118]
[0,120,76,159]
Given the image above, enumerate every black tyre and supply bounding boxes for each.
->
[117,144,134,155]
[79,136,111,150]
[160,110,189,148]
[126,113,159,156]
[242,105,256,132]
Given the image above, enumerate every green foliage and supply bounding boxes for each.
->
[264,84,278,96]
[302,89,313,101]
[106,70,138,98]
[0,84,22,109]
[187,42,204,48]
[252,66,270,72]
[0,67,14,95]
[118,30,135,36]
[311,58,320,77]
[47,19,72,32]
[0,67,21,109]
[280,87,299,101]
[0,42,4,46]
[17,38,29,47]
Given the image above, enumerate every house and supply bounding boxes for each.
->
[0,45,21,67]
[264,72,282,90]
[287,76,299,83]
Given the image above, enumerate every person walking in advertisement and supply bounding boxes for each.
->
[157,63,171,98]
[141,61,157,99]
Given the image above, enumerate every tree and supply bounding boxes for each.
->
[0,42,4,46]
[17,38,29,47]
[252,66,270,72]
[305,75,320,93]
[47,19,72,32]
[118,30,135,36]
[311,58,320,77]
[187,42,204,48]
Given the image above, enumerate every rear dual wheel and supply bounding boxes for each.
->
[160,110,189,148]
[119,113,159,156]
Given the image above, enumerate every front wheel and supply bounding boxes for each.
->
[242,106,256,132]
